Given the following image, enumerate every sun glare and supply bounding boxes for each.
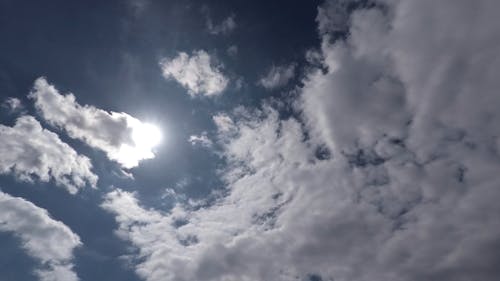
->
[132,123,163,149]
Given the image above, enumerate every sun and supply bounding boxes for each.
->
[131,123,163,149]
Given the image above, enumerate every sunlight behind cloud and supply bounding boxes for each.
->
[114,120,163,169]
[132,122,163,149]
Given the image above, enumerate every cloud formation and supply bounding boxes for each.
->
[29,78,160,169]
[104,1,500,281]
[258,63,296,89]
[0,116,97,194]
[206,15,236,35]
[0,191,81,281]
[160,51,228,97]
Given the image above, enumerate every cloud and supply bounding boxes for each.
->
[29,77,161,169]
[226,45,238,57]
[104,1,500,281]
[2,97,23,112]
[258,63,296,89]
[0,115,97,194]
[0,191,81,281]
[188,132,213,148]
[160,51,228,97]
[206,15,236,35]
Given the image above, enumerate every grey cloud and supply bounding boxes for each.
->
[0,191,81,281]
[0,115,97,194]
[2,97,23,112]
[258,63,296,90]
[206,15,236,35]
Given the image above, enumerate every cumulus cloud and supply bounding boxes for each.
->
[160,51,228,97]
[104,1,500,281]
[258,63,296,89]
[29,77,161,169]
[0,191,81,281]
[206,15,236,35]
[0,115,97,194]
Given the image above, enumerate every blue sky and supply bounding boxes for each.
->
[1,1,500,281]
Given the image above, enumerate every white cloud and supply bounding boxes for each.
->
[258,63,296,89]
[188,132,213,147]
[103,1,500,281]
[29,77,161,169]
[0,115,97,194]
[0,191,81,281]
[160,51,228,97]
[207,15,236,35]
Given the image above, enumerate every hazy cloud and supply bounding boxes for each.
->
[2,97,23,112]
[0,116,97,194]
[258,63,296,89]
[226,45,238,57]
[0,191,81,281]
[206,15,236,35]
[160,51,228,97]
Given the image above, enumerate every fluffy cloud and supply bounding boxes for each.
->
[258,63,296,89]
[206,15,236,35]
[29,78,161,169]
[0,115,97,194]
[0,191,81,281]
[104,1,500,281]
[160,51,228,97]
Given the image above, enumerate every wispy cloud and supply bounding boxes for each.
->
[206,15,236,35]
[2,97,23,112]
[188,132,213,147]
[258,63,296,89]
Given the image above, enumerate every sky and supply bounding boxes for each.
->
[0,0,500,281]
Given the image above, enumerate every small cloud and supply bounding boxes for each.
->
[258,63,296,90]
[160,50,229,97]
[207,15,236,35]
[227,45,238,57]
[2,97,23,112]
[188,132,213,147]
[213,113,236,133]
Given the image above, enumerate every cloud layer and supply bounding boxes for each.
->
[160,51,228,97]
[0,191,81,281]
[0,115,97,194]
[29,78,160,169]
[103,0,500,281]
